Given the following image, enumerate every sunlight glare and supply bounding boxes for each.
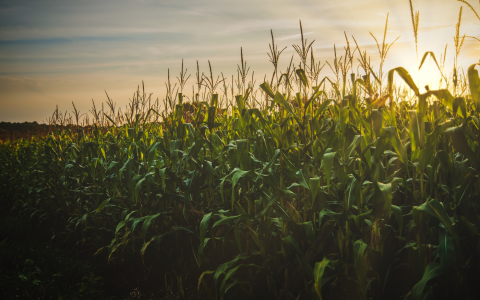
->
[417,58,443,93]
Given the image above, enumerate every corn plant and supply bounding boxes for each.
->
[1,10,480,300]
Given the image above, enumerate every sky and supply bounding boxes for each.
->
[0,0,479,123]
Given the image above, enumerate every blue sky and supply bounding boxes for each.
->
[0,0,479,122]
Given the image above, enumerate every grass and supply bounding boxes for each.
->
[1,1,480,299]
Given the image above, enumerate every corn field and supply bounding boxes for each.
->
[1,8,480,300]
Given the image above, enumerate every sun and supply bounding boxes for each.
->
[417,59,444,92]
[391,54,445,95]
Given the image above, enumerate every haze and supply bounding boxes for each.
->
[0,0,479,122]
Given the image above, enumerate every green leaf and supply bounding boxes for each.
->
[345,175,358,210]
[320,76,341,98]
[210,93,218,107]
[140,232,166,264]
[234,218,243,253]
[295,69,309,87]
[247,108,266,128]
[309,177,320,208]
[274,92,295,116]
[321,152,336,189]
[76,212,90,228]
[95,198,111,214]
[261,149,280,175]
[301,221,315,245]
[295,92,303,109]
[236,139,251,170]
[194,101,209,124]
[467,63,480,111]
[444,126,480,170]
[103,113,116,126]
[213,254,246,286]
[147,142,160,168]
[197,212,212,267]
[347,135,362,159]
[313,99,332,120]
[134,177,146,201]
[306,87,327,108]
[296,170,310,190]
[198,270,215,291]
[391,205,403,237]
[429,89,455,113]
[318,208,347,228]
[202,161,213,185]
[411,262,444,300]
[213,215,241,227]
[169,139,181,164]
[354,209,372,228]
[115,221,126,236]
[353,239,368,297]
[419,51,442,72]
[424,199,460,242]
[219,265,242,299]
[408,110,422,154]
[260,82,275,99]
[235,95,245,112]
[387,67,419,106]
[314,257,331,300]
[25,259,34,266]
[141,213,161,242]
[220,168,238,203]
[207,106,217,130]
[452,97,466,118]
[418,125,444,172]
[231,169,252,205]
[282,235,301,254]
[371,109,383,136]
[340,106,349,135]
[219,264,260,299]
[272,203,294,223]
[131,216,147,234]
[247,226,266,256]
[381,127,408,165]
[438,227,454,282]
[233,215,251,252]
[375,181,393,216]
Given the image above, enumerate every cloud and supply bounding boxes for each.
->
[0,76,43,92]
[179,10,215,17]
[277,32,314,40]
[377,13,398,21]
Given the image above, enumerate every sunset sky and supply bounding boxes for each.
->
[0,0,479,122]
